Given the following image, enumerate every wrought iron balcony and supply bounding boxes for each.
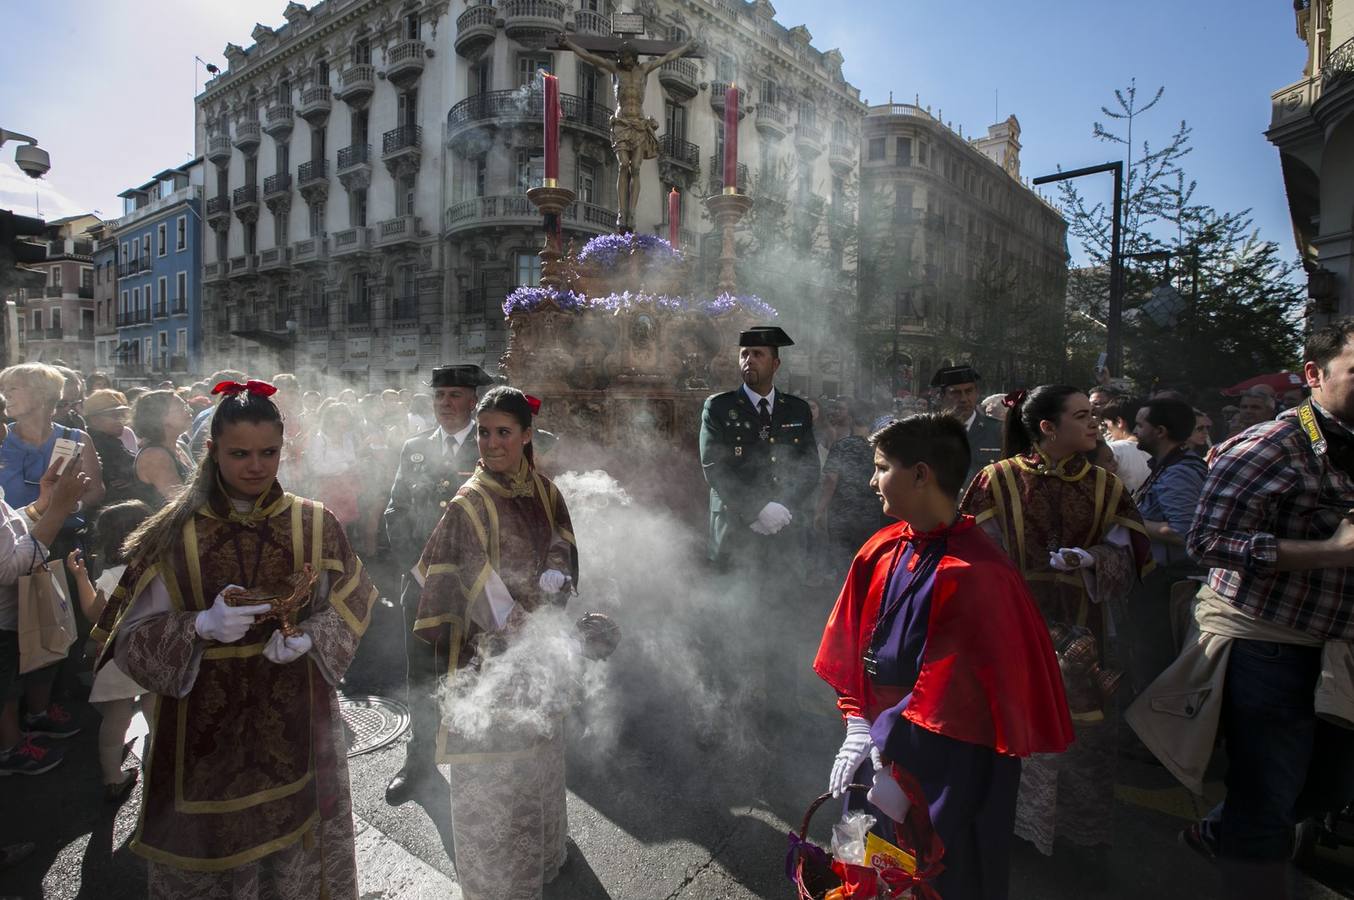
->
[659,134,699,169]
[382,124,422,156]
[139,256,152,272]
[298,86,332,123]
[172,296,188,315]
[233,119,261,153]
[298,159,328,186]
[456,5,498,57]
[78,286,93,299]
[233,185,259,207]
[336,65,376,106]
[264,104,295,138]
[337,143,371,171]
[707,158,750,194]
[502,0,564,44]
[206,195,230,219]
[263,172,292,198]
[153,302,168,319]
[659,59,698,100]
[385,39,427,87]
[447,90,610,144]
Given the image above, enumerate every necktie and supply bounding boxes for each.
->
[758,398,772,434]
[444,434,456,458]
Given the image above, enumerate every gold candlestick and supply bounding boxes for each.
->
[703,192,754,295]
[526,185,577,290]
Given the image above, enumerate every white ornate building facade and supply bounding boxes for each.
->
[1267,0,1354,323]
[195,0,864,391]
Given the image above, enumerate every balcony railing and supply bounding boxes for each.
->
[264,104,295,136]
[659,134,699,168]
[1324,35,1354,87]
[139,256,152,272]
[153,303,168,319]
[376,215,419,246]
[448,90,610,138]
[298,86,332,121]
[444,193,616,236]
[172,296,188,315]
[78,285,93,299]
[574,9,609,34]
[298,159,328,184]
[338,143,371,169]
[206,195,230,217]
[658,59,698,97]
[332,227,372,256]
[708,83,747,115]
[79,326,95,341]
[263,172,292,196]
[207,134,232,163]
[292,236,329,264]
[382,124,422,155]
[43,284,62,298]
[456,4,498,56]
[233,184,259,206]
[43,327,63,340]
[336,64,376,104]
[707,157,750,193]
[385,39,427,84]
[233,119,261,150]
[503,0,565,42]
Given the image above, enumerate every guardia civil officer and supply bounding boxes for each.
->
[931,364,1004,490]
[699,326,820,566]
[383,363,495,804]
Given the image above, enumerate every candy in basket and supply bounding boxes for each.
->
[786,768,944,899]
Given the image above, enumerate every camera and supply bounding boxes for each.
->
[14,144,50,179]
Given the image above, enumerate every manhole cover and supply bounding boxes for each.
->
[337,694,410,758]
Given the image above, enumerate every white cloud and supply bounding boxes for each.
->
[0,164,88,220]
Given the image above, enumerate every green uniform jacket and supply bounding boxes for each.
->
[384,426,481,576]
[699,387,820,563]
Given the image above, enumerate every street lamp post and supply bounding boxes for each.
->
[1033,162,1124,374]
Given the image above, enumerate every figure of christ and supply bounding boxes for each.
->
[559,36,697,232]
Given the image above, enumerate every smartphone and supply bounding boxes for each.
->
[51,438,80,474]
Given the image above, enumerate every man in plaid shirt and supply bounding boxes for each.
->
[1183,318,1354,893]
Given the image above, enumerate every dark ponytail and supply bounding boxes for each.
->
[476,386,535,467]
[1002,384,1082,459]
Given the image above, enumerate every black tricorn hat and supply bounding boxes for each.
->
[738,326,795,348]
[427,364,495,388]
[930,364,981,388]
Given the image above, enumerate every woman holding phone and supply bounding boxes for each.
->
[0,364,105,514]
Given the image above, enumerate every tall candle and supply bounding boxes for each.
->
[723,83,738,192]
[543,73,560,184]
[668,189,680,248]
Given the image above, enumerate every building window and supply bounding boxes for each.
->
[142,234,151,259]
[316,58,329,87]
[868,137,885,161]
[309,202,324,237]
[799,101,817,128]
[397,88,418,127]
[919,142,929,167]
[81,267,92,289]
[121,290,129,317]
[157,223,167,256]
[474,156,488,198]
[514,251,541,287]
[32,310,41,331]
[157,331,169,366]
[716,53,736,82]
[244,223,257,255]
[832,120,848,143]
[143,338,152,366]
[50,308,61,331]
[351,189,367,227]
[515,149,543,193]
[398,175,415,216]
[759,79,777,107]
[578,162,596,204]
[896,137,912,166]
[665,102,687,141]
[133,287,140,315]
[275,209,288,245]
[404,12,420,39]
[176,328,187,354]
[352,37,371,65]
[176,215,187,250]
[158,276,167,315]
[121,242,129,262]
[517,54,552,87]
[176,272,187,311]
[51,266,61,286]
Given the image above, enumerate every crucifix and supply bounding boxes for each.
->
[558,14,701,233]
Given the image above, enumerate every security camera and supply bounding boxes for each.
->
[14,144,50,179]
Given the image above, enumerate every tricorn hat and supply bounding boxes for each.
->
[428,364,495,389]
[738,326,795,348]
[930,364,981,388]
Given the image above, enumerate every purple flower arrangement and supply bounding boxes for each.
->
[576,232,679,269]
[501,286,587,316]
[502,285,778,319]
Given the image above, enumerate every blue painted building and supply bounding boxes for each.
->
[112,159,204,381]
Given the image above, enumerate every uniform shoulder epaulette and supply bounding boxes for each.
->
[403,426,440,447]
[705,389,740,406]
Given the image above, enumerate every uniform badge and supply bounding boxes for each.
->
[734,446,743,457]
[410,453,425,463]
[759,426,770,440]
[728,409,739,420]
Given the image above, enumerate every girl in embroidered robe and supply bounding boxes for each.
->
[814,414,1073,900]
[960,385,1150,856]
[95,382,377,900]
[412,387,578,900]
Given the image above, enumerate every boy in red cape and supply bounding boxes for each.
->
[814,414,1073,900]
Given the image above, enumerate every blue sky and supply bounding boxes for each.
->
[1,0,1307,264]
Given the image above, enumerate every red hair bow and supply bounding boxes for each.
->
[524,394,542,416]
[212,380,278,398]
[1002,389,1027,409]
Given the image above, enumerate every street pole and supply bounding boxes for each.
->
[1033,161,1125,375]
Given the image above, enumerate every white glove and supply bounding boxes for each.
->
[538,569,568,594]
[829,716,882,798]
[749,519,771,535]
[1049,547,1095,572]
[194,587,270,644]
[262,630,313,664]
[754,501,793,535]
[867,767,912,823]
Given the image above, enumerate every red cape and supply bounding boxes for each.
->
[813,516,1074,757]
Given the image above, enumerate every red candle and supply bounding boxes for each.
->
[543,73,560,184]
[668,189,680,248]
[723,83,738,192]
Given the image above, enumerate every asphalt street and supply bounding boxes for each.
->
[6,562,1354,900]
